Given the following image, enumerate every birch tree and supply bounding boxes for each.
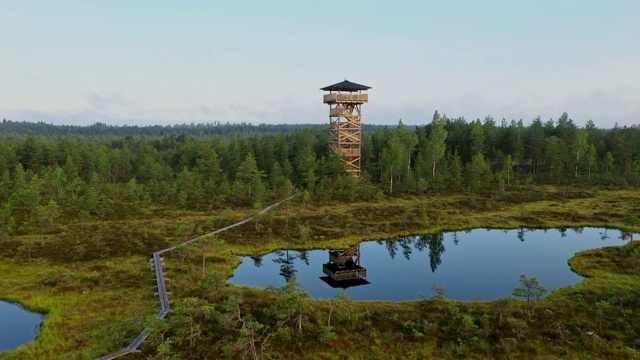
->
[381,121,417,193]
[425,112,448,178]
[573,129,589,177]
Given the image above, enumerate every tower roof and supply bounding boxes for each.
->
[320,80,371,92]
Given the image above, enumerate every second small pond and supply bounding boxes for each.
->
[230,227,632,301]
[0,300,45,352]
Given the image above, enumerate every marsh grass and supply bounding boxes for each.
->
[1,187,639,359]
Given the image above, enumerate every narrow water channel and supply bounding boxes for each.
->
[0,300,45,352]
[230,227,633,301]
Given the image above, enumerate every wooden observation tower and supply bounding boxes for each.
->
[321,80,371,178]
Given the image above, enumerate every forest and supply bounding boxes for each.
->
[1,112,640,359]
[1,112,639,216]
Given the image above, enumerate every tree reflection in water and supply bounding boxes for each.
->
[298,250,309,265]
[250,255,263,267]
[381,240,397,259]
[427,234,445,273]
[414,234,445,272]
[517,228,526,242]
[599,228,609,240]
[380,237,419,260]
[272,250,297,282]
[231,228,630,301]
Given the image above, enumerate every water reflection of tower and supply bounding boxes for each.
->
[320,245,370,288]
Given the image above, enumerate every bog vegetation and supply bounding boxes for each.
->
[0,113,639,359]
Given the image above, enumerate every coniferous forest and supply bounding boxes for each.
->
[1,112,639,216]
[1,113,640,359]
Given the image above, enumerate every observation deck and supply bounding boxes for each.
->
[323,93,368,104]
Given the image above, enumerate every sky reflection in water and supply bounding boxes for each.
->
[0,301,44,352]
[230,228,633,301]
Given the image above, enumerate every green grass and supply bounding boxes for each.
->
[1,186,639,359]
[0,257,154,359]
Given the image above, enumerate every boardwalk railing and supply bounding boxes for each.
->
[95,194,299,360]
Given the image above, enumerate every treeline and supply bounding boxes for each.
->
[0,119,392,138]
[0,112,639,238]
[368,111,640,193]
[0,119,316,138]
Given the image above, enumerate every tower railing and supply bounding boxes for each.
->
[323,93,368,104]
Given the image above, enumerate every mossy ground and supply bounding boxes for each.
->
[1,186,639,359]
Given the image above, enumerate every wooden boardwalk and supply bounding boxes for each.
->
[95,194,298,360]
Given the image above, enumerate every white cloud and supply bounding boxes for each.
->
[85,92,128,112]
[3,86,638,129]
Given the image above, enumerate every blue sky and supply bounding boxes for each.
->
[1,1,639,127]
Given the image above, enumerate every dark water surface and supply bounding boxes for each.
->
[0,301,44,352]
[230,228,634,301]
